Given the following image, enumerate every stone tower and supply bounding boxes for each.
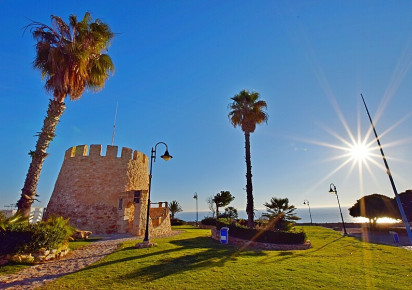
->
[44,144,171,236]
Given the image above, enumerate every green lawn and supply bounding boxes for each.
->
[39,226,411,289]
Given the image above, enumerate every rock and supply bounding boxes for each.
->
[71,230,93,240]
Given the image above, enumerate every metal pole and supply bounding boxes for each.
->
[196,193,198,227]
[308,201,313,225]
[143,147,155,243]
[361,94,412,244]
[304,200,313,225]
[335,188,348,235]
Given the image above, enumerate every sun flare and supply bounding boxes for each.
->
[348,142,372,163]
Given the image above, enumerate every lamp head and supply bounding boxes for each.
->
[161,150,173,161]
[329,184,335,194]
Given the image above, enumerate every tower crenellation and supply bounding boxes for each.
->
[63,144,149,163]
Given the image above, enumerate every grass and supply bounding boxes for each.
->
[0,238,97,275]
[37,225,412,289]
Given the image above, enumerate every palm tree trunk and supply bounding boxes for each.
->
[244,132,254,228]
[17,99,66,218]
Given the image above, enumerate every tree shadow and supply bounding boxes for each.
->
[114,237,267,282]
[258,236,345,264]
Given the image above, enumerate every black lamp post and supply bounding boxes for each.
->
[143,142,172,244]
[193,192,198,227]
[303,199,313,225]
[329,183,347,235]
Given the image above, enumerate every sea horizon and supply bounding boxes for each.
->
[175,206,400,224]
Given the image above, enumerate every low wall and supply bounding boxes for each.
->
[211,228,311,251]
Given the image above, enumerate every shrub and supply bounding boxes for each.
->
[201,217,217,226]
[0,215,75,255]
[22,216,75,252]
[170,218,186,226]
[0,213,31,255]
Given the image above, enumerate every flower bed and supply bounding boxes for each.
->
[211,228,311,250]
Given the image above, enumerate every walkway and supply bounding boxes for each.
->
[0,234,136,289]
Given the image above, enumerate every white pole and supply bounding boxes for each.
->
[111,101,118,146]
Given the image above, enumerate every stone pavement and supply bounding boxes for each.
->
[0,234,137,289]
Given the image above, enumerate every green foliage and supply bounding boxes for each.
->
[219,206,238,219]
[0,215,75,255]
[349,194,399,224]
[262,197,300,231]
[22,216,76,252]
[28,12,114,100]
[398,190,412,220]
[168,200,183,219]
[200,217,217,226]
[228,90,268,134]
[212,191,235,217]
[170,218,186,226]
[0,212,28,232]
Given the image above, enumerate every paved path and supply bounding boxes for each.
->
[0,234,137,289]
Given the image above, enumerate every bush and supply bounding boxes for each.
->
[201,217,217,226]
[170,218,186,226]
[0,226,32,256]
[0,215,75,255]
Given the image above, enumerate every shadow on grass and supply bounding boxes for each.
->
[116,237,267,282]
[75,235,265,278]
[258,235,345,264]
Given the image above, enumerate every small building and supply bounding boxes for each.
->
[44,144,171,236]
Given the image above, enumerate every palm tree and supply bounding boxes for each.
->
[228,90,268,228]
[168,200,183,219]
[263,197,300,231]
[212,190,235,218]
[17,13,114,218]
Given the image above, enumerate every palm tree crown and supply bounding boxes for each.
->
[263,197,300,221]
[168,200,183,219]
[29,12,114,101]
[228,90,268,133]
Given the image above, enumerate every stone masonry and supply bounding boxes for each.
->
[44,145,171,236]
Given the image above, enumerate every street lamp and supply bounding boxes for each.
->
[142,142,172,245]
[303,199,313,225]
[193,192,198,227]
[329,183,348,235]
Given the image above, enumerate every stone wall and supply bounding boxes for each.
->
[149,203,172,237]
[45,145,149,234]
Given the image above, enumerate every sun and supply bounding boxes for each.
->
[348,142,372,163]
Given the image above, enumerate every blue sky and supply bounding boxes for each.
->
[2,1,412,214]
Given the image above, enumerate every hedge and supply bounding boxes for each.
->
[202,218,306,245]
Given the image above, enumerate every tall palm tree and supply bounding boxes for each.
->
[228,90,268,228]
[17,13,114,218]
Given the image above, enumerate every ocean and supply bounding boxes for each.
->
[175,206,378,224]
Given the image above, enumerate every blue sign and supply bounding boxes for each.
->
[220,227,229,244]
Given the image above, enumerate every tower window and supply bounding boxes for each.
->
[134,191,141,203]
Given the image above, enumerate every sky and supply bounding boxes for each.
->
[2,1,412,215]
